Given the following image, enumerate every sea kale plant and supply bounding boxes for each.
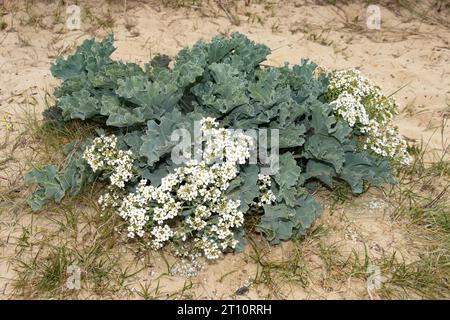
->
[25,33,410,259]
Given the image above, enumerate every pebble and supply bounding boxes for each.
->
[170,257,204,278]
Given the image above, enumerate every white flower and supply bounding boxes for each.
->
[258,190,276,206]
[83,135,134,188]
[330,91,369,127]
[98,118,257,260]
[328,68,411,165]
[151,224,174,249]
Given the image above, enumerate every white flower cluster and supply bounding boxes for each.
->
[330,91,369,128]
[328,68,411,165]
[201,117,253,165]
[83,135,134,188]
[98,191,121,209]
[109,118,254,259]
[256,174,276,207]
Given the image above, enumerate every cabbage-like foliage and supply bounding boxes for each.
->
[25,33,395,247]
[25,141,95,211]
